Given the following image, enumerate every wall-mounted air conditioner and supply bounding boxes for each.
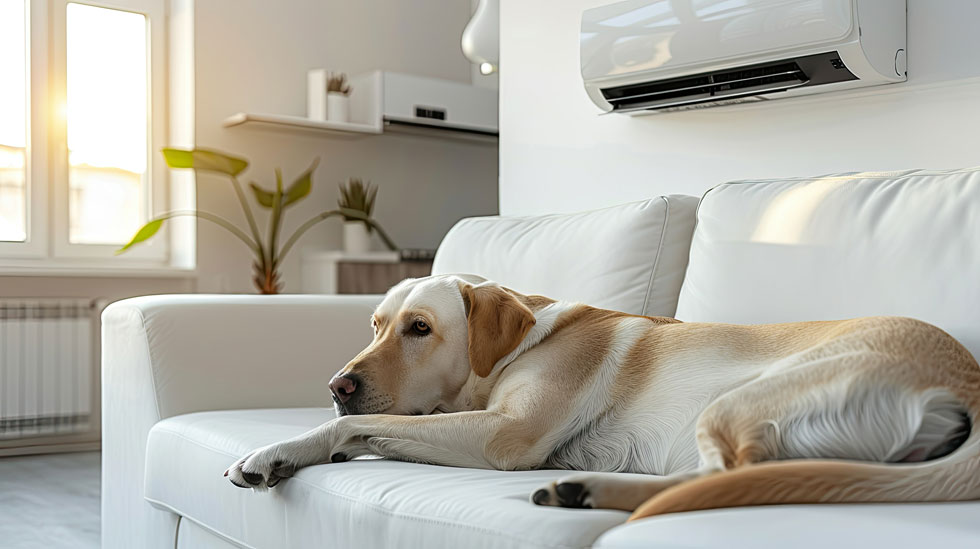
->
[356,71,498,137]
[581,0,907,114]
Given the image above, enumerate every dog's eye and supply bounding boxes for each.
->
[412,320,431,336]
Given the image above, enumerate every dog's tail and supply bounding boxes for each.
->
[630,411,980,520]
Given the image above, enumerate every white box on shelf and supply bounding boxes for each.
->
[307,69,328,121]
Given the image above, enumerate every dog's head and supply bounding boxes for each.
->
[329,274,537,416]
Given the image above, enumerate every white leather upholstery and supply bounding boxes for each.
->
[594,504,980,548]
[146,408,629,549]
[107,169,980,549]
[676,167,980,359]
[102,295,382,549]
[177,519,243,549]
[432,195,699,317]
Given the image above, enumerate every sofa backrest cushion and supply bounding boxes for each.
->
[675,167,980,359]
[432,195,700,317]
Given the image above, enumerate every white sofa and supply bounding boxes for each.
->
[102,168,980,548]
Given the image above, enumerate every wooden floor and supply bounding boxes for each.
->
[0,451,100,548]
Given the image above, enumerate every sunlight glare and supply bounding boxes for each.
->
[66,2,147,244]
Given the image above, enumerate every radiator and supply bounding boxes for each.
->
[0,298,97,440]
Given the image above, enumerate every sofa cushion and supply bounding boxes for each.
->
[146,409,628,549]
[433,196,700,317]
[594,503,980,548]
[675,167,980,359]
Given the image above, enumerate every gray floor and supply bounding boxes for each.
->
[0,451,100,548]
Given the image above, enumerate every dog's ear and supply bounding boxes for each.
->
[458,282,536,377]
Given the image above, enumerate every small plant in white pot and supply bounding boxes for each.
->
[326,73,352,123]
[338,178,396,253]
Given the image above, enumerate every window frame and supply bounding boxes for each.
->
[0,0,177,270]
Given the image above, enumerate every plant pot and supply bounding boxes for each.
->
[343,221,371,253]
[307,69,328,120]
[327,93,350,123]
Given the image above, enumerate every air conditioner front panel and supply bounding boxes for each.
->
[381,72,498,133]
[582,0,855,82]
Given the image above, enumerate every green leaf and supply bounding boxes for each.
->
[162,148,249,176]
[365,185,377,216]
[249,182,275,208]
[115,219,164,255]
[284,158,319,207]
[337,183,350,208]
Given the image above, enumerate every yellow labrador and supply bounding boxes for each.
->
[226,274,980,520]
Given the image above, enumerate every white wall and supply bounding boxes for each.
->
[499,0,980,215]
[3,1,494,298]
[194,0,498,292]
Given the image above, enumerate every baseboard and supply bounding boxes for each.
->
[0,440,101,457]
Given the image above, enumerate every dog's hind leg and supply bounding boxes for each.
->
[531,427,733,510]
[531,364,849,511]
[529,471,701,510]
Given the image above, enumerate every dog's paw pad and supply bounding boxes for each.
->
[532,488,551,505]
[241,471,264,486]
[529,481,593,509]
[226,446,294,491]
[555,482,592,509]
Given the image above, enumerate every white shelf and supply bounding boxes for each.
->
[224,71,497,143]
[302,250,400,263]
[222,112,382,136]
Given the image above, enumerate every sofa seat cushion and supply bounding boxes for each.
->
[594,503,980,548]
[145,408,628,549]
[432,196,699,317]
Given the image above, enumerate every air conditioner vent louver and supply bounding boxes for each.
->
[602,60,809,113]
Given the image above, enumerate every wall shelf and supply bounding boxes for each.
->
[223,71,498,143]
[222,112,382,137]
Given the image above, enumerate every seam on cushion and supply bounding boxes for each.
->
[478,198,658,223]
[134,307,163,421]
[149,427,612,549]
[147,497,257,549]
[148,494,593,549]
[641,196,670,317]
[674,186,720,321]
[719,164,980,187]
[693,182,724,229]
[282,488,594,549]
[174,515,182,549]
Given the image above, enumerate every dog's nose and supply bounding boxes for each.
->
[329,375,358,403]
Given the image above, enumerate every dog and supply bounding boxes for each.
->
[226,274,980,520]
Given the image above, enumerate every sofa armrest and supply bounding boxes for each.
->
[101,294,381,549]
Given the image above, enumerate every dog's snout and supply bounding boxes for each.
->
[329,374,359,404]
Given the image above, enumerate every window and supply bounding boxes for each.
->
[0,0,28,244]
[66,3,147,245]
[0,0,182,269]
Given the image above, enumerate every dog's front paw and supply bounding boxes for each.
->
[224,445,298,491]
[530,476,593,509]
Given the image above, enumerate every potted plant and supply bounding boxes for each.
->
[338,178,396,253]
[117,147,396,294]
[326,73,352,123]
